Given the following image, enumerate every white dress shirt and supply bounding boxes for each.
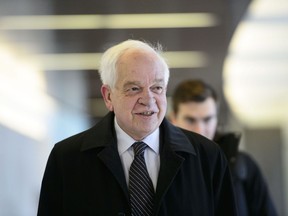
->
[114,118,160,190]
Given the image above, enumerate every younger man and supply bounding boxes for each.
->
[170,79,278,216]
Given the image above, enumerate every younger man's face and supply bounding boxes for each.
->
[171,97,218,140]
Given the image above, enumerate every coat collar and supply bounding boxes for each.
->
[160,117,196,155]
[80,112,116,151]
[80,111,196,156]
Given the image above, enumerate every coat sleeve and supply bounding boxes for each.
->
[37,146,63,216]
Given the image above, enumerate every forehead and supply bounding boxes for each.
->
[116,48,166,84]
[118,48,162,69]
[178,98,217,116]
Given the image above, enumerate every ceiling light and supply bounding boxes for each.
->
[33,51,208,70]
[0,13,219,30]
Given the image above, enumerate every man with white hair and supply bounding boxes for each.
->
[37,40,237,216]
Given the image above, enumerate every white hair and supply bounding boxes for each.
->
[98,39,170,88]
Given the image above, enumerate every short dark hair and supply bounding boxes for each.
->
[172,79,218,114]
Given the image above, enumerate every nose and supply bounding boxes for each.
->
[193,122,206,137]
[138,89,156,106]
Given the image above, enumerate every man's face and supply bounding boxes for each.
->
[171,97,218,140]
[101,49,167,141]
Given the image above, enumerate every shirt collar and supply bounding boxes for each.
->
[114,117,160,155]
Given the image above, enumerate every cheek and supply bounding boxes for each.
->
[117,97,138,111]
[208,121,217,131]
[157,96,167,107]
[178,121,194,131]
[188,124,198,131]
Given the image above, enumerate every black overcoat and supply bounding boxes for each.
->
[37,112,237,216]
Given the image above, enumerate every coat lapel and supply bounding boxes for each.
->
[154,146,184,214]
[97,145,130,201]
[154,118,196,215]
[81,112,130,202]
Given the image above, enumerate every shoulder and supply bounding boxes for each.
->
[161,118,226,166]
[183,128,222,153]
[234,151,264,180]
[162,117,222,155]
[237,151,260,168]
[177,128,232,187]
[178,128,226,165]
[53,128,92,153]
[164,117,223,157]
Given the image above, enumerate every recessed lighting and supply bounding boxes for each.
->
[0,13,219,30]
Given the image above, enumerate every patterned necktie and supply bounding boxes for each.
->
[129,142,155,216]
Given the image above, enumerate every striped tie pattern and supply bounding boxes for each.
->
[129,142,154,216]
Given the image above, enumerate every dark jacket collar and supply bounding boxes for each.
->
[81,112,196,155]
[160,117,196,155]
[80,112,116,151]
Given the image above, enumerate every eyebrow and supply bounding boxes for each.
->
[123,79,165,87]
[184,115,216,121]
[154,78,165,84]
[123,81,140,87]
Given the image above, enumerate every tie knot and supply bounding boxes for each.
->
[133,141,147,156]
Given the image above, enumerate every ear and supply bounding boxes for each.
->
[101,84,114,111]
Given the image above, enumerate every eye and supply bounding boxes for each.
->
[124,86,141,95]
[204,116,215,123]
[151,86,164,94]
[131,86,140,91]
[184,117,196,124]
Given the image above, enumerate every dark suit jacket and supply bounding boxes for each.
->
[37,112,238,216]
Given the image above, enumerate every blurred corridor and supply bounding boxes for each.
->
[1,0,288,215]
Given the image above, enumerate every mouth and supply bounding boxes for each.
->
[137,111,155,116]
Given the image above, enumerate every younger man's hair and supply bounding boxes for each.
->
[172,79,218,114]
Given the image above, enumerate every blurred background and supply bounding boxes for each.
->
[0,0,287,215]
